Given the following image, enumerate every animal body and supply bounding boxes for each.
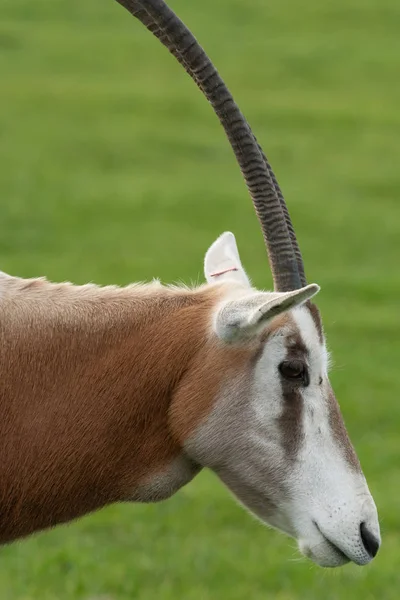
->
[0,0,380,568]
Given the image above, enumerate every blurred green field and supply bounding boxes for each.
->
[1,0,400,598]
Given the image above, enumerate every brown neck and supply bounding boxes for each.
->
[0,277,219,543]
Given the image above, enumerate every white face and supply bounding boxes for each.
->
[187,233,381,568]
[187,303,380,567]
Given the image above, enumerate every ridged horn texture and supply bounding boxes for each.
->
[115,0,306,291]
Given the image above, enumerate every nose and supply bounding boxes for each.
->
[360,521,380,558]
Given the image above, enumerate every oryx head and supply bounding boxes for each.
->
[118,0,381,568]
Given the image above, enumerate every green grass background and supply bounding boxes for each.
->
[1,0,399,598]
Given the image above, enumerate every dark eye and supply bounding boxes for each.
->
[279,359,309,386]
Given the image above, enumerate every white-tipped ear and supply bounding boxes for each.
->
[214,283,320,343]
[204,232,251,287]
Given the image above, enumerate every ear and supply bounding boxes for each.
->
[204,232,251,287]
[214,284,320,343]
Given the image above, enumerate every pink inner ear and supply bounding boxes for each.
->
[210,267,239,278]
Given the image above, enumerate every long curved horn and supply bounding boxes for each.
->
[117,1,307,288]
[115,0,304,291]
[256,143,307,287]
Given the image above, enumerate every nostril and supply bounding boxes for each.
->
[360,522,380,558]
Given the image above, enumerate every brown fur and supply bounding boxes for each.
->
[169,337,257,444]
[0,276,230,543]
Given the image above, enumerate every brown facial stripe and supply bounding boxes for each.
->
[326,386,361,472]
[279,331,308,458]
[279,383,303,459]
[254,316,307,460]
[285,332,309,358]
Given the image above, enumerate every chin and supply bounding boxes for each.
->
[298,539,351,568]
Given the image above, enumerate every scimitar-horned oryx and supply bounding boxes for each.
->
[0,0,380,568]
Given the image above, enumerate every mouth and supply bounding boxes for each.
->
[298,522,351,568]
[300,540,350,568]
[314,522,351,565]
[321,539,349,564]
